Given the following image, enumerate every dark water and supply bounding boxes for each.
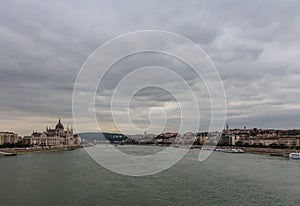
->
[0,146,299,206]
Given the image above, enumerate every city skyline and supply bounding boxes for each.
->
[1,1,300,135]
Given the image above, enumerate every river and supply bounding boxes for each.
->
[0,145,299,206]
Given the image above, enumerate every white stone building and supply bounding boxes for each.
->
[31,118,80,147]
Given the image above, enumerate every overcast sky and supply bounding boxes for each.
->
[1,0,300,135]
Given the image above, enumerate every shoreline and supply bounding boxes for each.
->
[0,144,296,157]
[0,145,82,156]
[202,146,296,157]
[230,146,295,157]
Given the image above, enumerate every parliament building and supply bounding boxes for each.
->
[31,118,80,147]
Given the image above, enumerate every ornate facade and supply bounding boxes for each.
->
[31,118,80,146]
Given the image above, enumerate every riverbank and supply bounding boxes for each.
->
[118,144,297,157]
[0,144,296,158]
[0,145,82,156]
[215,146,296,157]
[163,144,296,157]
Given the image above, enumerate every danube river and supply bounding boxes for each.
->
[0,145,299,206]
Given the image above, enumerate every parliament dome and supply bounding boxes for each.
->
[55,118,64,130]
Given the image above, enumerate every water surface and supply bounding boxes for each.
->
[0,145,299,206]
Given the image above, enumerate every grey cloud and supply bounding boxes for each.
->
[0,0,300,134]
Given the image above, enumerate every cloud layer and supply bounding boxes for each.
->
[1,0,300,135]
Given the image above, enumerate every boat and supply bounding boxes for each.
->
[236,149,245,153]
[5,153,17,156]
[0,151,17,157]
[270,153,283,157]
[289,153,300,159]
[215,148,244,153]
[227,148,239,153]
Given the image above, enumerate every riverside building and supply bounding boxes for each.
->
[0,132,19,145]
[31,118,80,147]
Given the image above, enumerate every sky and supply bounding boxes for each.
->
[1,0,300,135]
